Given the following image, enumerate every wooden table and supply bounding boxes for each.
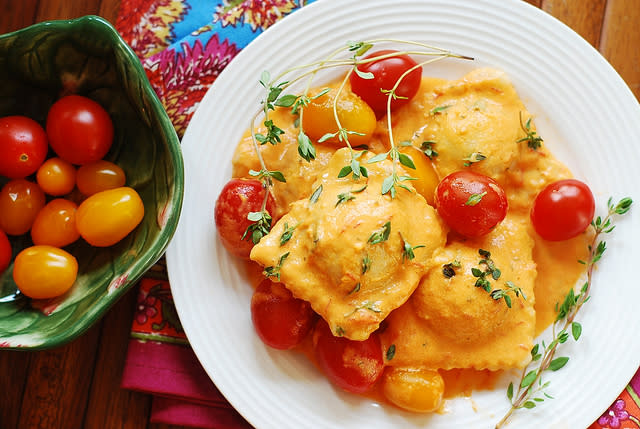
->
[0,1,638,428]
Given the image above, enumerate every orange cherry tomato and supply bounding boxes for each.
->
[76,160,126,196]
[76,186,144,247]
[382,367,445,413]
[36,157,77,196]
[13,245,78,299]
[31,199,80,247]
[0,179,46,235]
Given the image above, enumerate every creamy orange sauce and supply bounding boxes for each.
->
[231,67,588,412]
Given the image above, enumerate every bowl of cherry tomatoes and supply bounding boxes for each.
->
[0,16,183,349]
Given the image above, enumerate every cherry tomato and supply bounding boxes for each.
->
[31,199,80,247]
[76,186,144,247]
[530,179,595,241]
[399,145,439,205]
[435,170,508,238]
[13,245,78,299]
[0,179,46,236]
[0,115,48,179]
[350,49,422,116]
[313,320,384,394]
[251,279,315,350]
[36,157,77,196]
[46,95,114,165]
[0,230,11,275]
[382,367,445,413]
[302,88,376,147]
[76,160,126,196]
[214,178,276,259]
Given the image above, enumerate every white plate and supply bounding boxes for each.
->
[166,0,640,427]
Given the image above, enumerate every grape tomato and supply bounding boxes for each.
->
[31,199,80,247]
[530,179,595,241]
[435,170,508,238]
[214,178,276,260]
[251,279,315,350]
[0,115,49,179]
[313,320,384,394]
[349,49,422,116]
[0,179,46,236]
[13,245,78,299]
[76,160,126,196]
[46,95,114,165]
[76,187,144,247]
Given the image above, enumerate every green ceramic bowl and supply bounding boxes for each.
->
[0,16,183,349]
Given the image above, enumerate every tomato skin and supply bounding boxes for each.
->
[76,186,144,247]
[302,88,376,147]
[382,367,445,413]
[349,49,422,116]
[531,179,595,241]
[46,95,114,165]
[0,230,11,274]
[36,157,77,196]
[313,320,384,394]
[76,160,126,196]
[435,170,508,238]
[251,279,315,350]
[0,179,46,236]
[13,245,78,299]
[0,115,48,179]
[214,179,276,260]
[31,199,80,247]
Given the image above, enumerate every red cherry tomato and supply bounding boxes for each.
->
[0,179,46,236]
[251,279,315,350]
[312,320,384,394]
[530,179,595,241]
[435,170,508,238]
[46,95,114,165]
[0,115,48,179]
[214,178,276,259]
[0,230,11,275]
[349,49,422,116]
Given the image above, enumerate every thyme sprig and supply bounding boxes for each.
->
[495,196,633,428]
[244,40,472,247]
[517,111,543,150]
[471,249,524,308]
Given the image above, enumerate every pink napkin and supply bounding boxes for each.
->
[120,278,251,428]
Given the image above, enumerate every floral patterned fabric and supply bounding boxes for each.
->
[115,1,638,427]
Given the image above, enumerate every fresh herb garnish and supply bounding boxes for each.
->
[386,344,396,361]
[421,141,438,159]
[495,197,632,428]
[442,260,461,278]
[368,222,391,245]
[242,210,272,244]
[263,252,290,281]
[517,111,543,150]
[465,191,487,206]
[336,185,367,207]
[401,234,425,262]
[279,223,296,246]
[463,152,486,167]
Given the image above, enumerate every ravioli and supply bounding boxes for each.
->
[380,214,537,371]
[250,147,447,341]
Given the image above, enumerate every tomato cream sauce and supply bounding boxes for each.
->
[232,67,588,411]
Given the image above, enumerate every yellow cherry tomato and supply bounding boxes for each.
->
[399,145,439,205]
[31,199,80,247]
[382,367,445,413]
[76,186,144,247]
[0,179,46,235]
[302,88,376,147]
[36,157,77,196]
[76,160,126,196]
[13,245,78,299]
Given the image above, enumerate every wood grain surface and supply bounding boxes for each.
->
[0,0,638,428]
